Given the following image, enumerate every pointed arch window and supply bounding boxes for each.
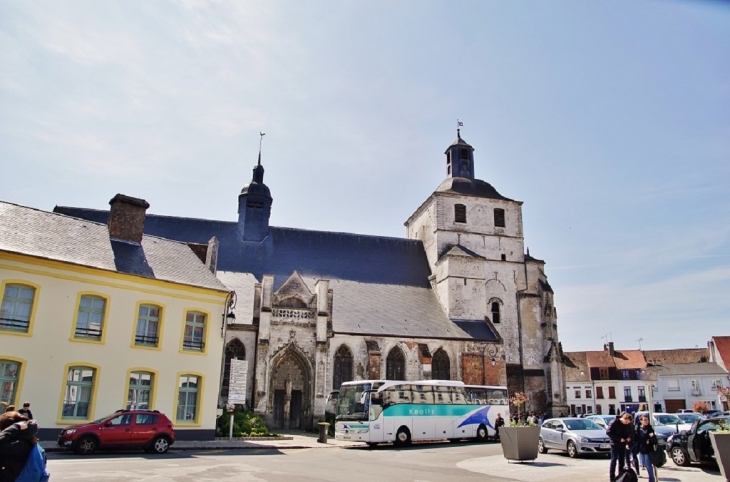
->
[491,302,501,324]
[432,349,450,380]
[333,345,353,390]
[386,346,406,381]
[221,339,246,400]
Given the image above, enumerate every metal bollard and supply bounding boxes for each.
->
[317,422,330,443]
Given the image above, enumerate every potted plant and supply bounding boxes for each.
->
[710,387,730,481]
[499,392,539,462]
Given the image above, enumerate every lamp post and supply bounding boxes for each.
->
[221,291,237,338]
[218,291,237,433]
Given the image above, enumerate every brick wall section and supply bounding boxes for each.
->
[368,352,381,379]
[462,353,484,385]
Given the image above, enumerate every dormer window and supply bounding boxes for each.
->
[494,208,505,228]
[454,204,467,223]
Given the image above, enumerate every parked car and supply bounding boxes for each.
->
[676,409,695,414]
[701,410,724,418]
[584,414,615,429]
[677,413,705,424]
[634,412,692,433]
[57,409,175,455]
[666,416,730,467]
[538,418,611,458]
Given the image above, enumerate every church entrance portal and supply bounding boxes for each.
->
[269,348,310,429]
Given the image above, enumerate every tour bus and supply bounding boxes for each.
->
[334,380,508,446]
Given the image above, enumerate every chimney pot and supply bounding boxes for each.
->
[108,194,150,244]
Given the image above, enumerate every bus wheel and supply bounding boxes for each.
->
[394,427,411,447]
[475,424,488,442]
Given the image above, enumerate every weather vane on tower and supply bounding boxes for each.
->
[456,119,464,137]
[257,131,266,166]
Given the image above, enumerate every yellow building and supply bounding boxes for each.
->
[0,195,229,440]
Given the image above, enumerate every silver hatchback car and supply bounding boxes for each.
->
[538,418,611,458]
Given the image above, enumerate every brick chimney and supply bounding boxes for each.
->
[108,194,150,244]
[604,341,615,356]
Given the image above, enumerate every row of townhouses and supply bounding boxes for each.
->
[563,339,730,416]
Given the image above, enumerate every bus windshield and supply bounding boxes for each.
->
[336,383,372,421]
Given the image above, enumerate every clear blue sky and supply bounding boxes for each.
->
[1,0,728,352]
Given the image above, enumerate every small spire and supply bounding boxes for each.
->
[257,131,266,166]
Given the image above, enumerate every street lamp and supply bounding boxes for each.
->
[221,291,237,338]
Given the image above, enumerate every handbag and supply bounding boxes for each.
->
[648,444,667,468]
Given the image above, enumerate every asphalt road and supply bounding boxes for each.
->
[46,441,721,482]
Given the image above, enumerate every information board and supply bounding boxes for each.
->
[227,359,248,405]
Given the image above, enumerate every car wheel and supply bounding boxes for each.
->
[671,446,690,466]
[150,435,170,454]
[538,437,548,454]
[567,440,578,458]
[394,426,411,447]
[75,435,97,455]
[475,424,488,442]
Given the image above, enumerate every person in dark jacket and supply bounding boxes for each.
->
[625,414,641,476]
[495,413,505,440]
[0,411,38,482]
[16,404,32,421]
[636,415,657,482]
[607,412,632,482]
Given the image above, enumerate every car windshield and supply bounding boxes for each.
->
[655,414,683,425]
[565,419,602,431]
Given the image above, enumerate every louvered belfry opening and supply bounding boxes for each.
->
[454,204,467,223]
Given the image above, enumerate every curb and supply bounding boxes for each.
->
[42,442,360,453]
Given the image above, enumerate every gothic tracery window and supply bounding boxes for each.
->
[221,339,246,399]
[333,345,353,390]
[432,349,450,380]
[386,346,406,381]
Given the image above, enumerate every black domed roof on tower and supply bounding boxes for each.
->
[435,177,514,201]
[241,164,271,198]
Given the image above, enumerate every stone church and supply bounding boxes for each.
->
[56,129,568,429]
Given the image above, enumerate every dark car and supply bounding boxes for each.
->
[666,416,730,467]
[58,409,175,455]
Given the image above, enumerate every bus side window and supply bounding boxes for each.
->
[434,386,452,404]
[451,387,467,404]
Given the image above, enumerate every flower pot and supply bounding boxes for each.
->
[499,426,540,462]
[710,432,730,481]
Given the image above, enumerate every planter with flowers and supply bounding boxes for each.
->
[710,387,730,481]
[500,392,539,462]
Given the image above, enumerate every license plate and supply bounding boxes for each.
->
[342,436,351,439]
[600,444,609,449]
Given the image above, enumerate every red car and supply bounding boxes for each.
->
[57,409,175,454]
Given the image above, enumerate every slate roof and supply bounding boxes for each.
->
[55,206,498,341]
[655,362,727,377]
[586,350,615,368]
[643,348,709,366]
[53,207,433,289]
[435,177,515,202]
[0,201,227,292]
[563,352,590,382]
[613,350,647,370]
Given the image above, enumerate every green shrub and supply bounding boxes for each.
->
[217,410,270,437]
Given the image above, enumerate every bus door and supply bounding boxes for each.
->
[368,392,385,442]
